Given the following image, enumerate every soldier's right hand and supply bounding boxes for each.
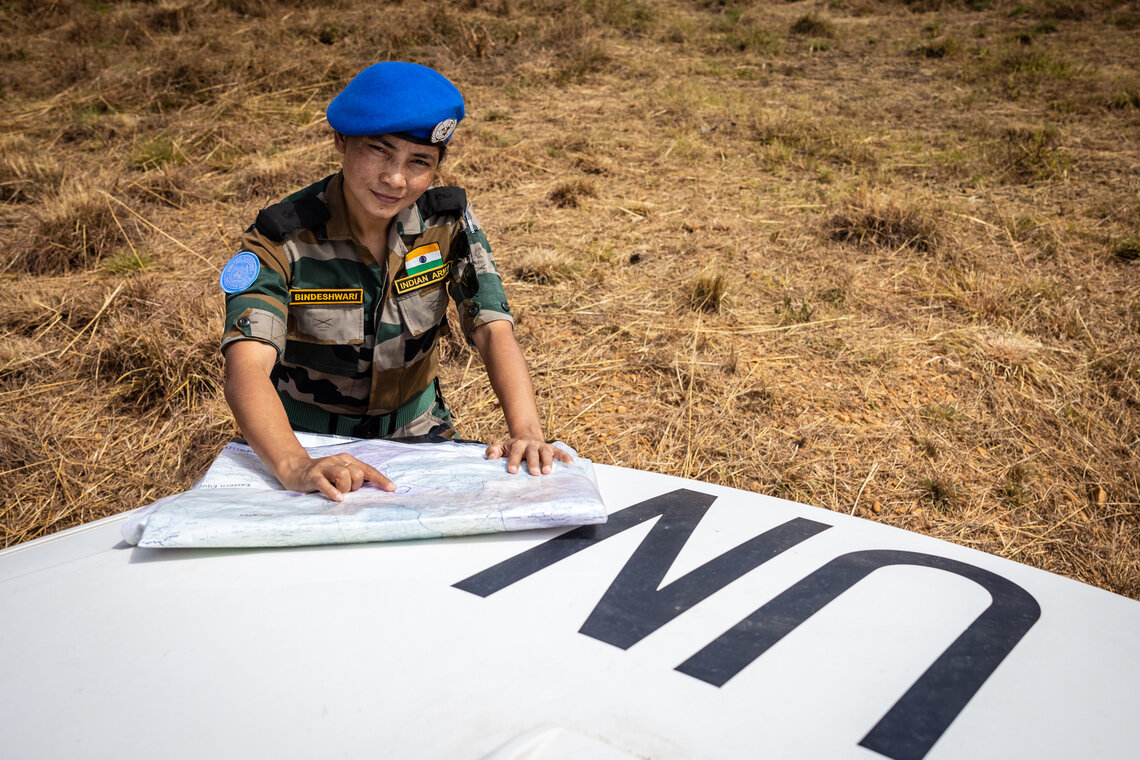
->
[278,454,396,502]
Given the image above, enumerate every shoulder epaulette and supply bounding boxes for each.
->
[417,186,467,219]
[254,195,331,242]
[254,175,334,241]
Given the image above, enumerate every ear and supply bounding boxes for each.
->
[333,131,348,156]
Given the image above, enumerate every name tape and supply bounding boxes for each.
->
[289,289,364,305]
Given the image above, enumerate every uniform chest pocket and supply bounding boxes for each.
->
[288,304,365,345]
[395,283,448,338]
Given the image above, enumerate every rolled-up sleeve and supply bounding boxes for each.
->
[450,206,514,344]
[220,232,291,359]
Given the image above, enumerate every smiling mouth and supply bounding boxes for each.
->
[372,190,402,204]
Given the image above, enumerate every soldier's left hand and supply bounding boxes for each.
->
[485,436,573,475]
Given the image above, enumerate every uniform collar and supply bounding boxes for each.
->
[322,173,353,241]
[393,198,425,238]
[323,172,426,244]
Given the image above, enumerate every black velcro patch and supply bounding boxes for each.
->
[417,186,467,218]
[256,196,331,241]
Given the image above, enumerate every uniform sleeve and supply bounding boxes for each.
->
[220,229,291,359]
[448,204,514,345]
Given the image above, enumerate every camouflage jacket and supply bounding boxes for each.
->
[221,172,513,419]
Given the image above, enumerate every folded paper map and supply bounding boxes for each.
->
[122,435,607,548]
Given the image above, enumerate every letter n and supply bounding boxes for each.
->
[454,489,832,649]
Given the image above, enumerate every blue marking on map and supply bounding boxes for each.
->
[219,251,261,293]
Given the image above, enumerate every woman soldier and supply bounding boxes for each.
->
[219,62,570,501]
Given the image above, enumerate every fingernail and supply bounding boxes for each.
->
[543,465,551,473]
[508,465,517,473]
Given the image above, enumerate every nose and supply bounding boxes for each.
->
[380,164,406,190]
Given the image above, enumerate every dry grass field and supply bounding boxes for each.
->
[1,0,1137,597]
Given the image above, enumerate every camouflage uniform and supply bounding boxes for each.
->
[221,172,513,439]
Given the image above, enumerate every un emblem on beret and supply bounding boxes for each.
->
[431,118,458,143]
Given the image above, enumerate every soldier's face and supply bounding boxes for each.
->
[335,133,439,230]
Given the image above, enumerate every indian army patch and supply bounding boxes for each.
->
[404,243,443,276]
[395,261,451,295]
[395,243,450,295]
[219,251,260,294]
[289,289,364,305]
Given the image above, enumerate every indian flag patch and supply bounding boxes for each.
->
[405,243,443,276]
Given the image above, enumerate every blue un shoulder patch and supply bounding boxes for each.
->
[219,251,261,294]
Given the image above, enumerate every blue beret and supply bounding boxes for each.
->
[327,62,465,144]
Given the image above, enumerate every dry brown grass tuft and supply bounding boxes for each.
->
[6,187,130,274]
[686,271,727,313]
[548,178,599,209]
[1113,235,1140,262]
[790,13,834,38]
[0,0,1137,599]
[0,136,62,204]
[826,189,942,253]
[83,279,222,411]
[552,37,614,86]
[511,249,580,285]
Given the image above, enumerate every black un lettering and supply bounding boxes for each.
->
[454,489,1041,760]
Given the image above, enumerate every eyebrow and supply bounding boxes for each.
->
[375,136,438,162]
